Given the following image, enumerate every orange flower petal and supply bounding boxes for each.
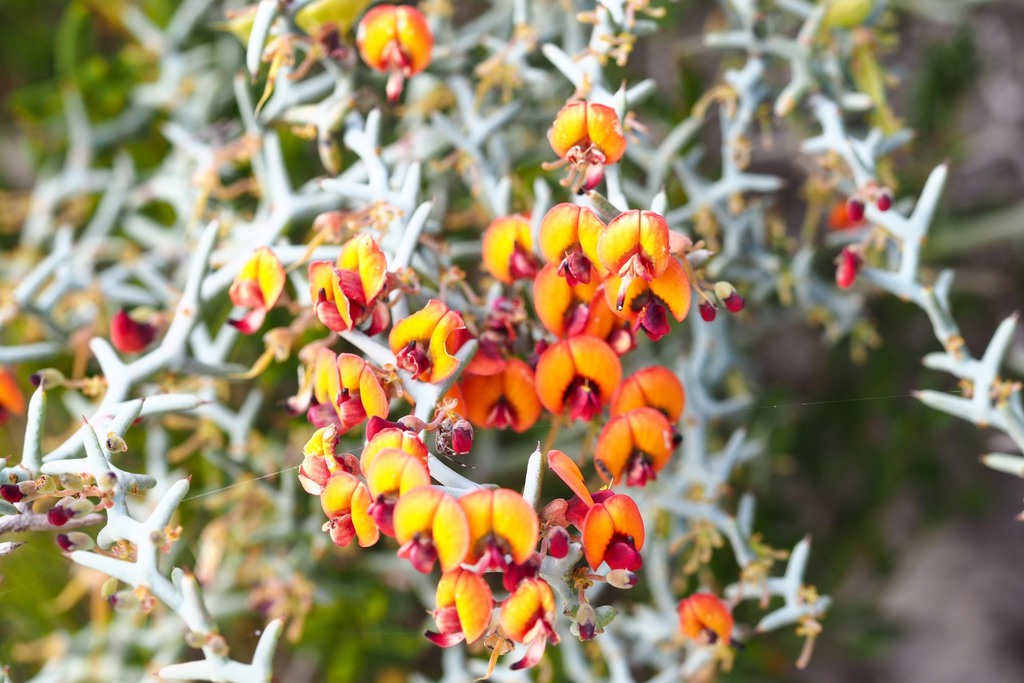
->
[547,450,593,506]
[462,359,541,432]
[338,233,388,304]
[231,247,285,311]
[611,366,685,421]
[437,568,494,644]
[548,102,625,165]
[597,210,670,280]
[648,258,692,322]
[357,5,433,75]
[534,336,621,416]
[584,104,627,165]
[460,488,539,565]
[320,470,360,519]
[582,493,644,570]
[500,577,556,643]
[548,101,588,160]
[0,368,25,417]
[361,427,428,472]
[532,263,600,337]
[427,308,467,384]
[338,353,389,420]
[482,215,536,285]
[394,487,470,572]
[537,203,605,275]
[679,593,734,644]
[309,261,353,331]
[390,299,467,384]
[594,407,674,486]
[351,482,380,547]
[365,448,431,500]
[312,348,341,407]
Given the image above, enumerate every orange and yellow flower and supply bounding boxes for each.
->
[364,448,431,536]
[597,209,672,312]
[394,487,470,573]
[298,426,362,495]
[459,488,539,572]
[460,359,541,432]
[309,233,390,334]
[500,577,560,670]
[0,368,23,427]
[582,493,644,571]
[678,593,734,645]
[229,247,286,334]
[532,264,615,339]
[356,4,433,102]
[320,471,379,548]
[388,299,466,384]
[482,215,538,284]
[535,336,621,422]
[307,348,390,432]
[604,257,690,341]
[360,426,428,473]
[610,366,686,421]
[538,203,606,285]
[425,568,494,648]
[547,102,626,191]
[594,407,674,487]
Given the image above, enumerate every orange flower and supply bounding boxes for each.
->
[532,264,607,338]
[426,568,494,647]
[309,233,390,334]
[460,359,541,432]
[547,102,626,191]
[482,215,539,284]
[594,407,674,487]
[598,209,672,313]
[582,493,644,571]
[610,366,685,421]
[535,336,621,422]
[307,349,390,432]
[394,487,470,573]
[356,4,433,102]
[500,577,560,670]
[360,426,428,473]
[604,257,690,341]
[459,488,539,572]
[298,426,361,495]
[0,368,24,427]
[678,593,734,645]
[388,299,466,384]
[229,247,285,334]
[365,448,430,536]
[320,471,379,548]
[538,203,607,285]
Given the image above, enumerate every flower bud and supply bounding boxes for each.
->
[547,526,570,559]
[101,577,119,599]
[699,301,717,322]
[110,309,158,354]
[30,368,65,389]
[105,432,128,453]
[0,484,24,503]
[576,602,597,641]
[97,471,118,492]
[36,475,58,495]
[109,590,141,612]
[47,504,71,526]
[714,282,745,313]
[835,246,862,289]
[845,196,866,223]
[60,473,84,492]
[451,419,473,455]
[876,188,893,211]
[605,568,638,589]
[56,531,95,552]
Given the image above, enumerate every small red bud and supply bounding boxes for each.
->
[111,309,157,354]
[876,188,893,211]
[836,246,862,289]
[55,534,74,551]
[548,526,570,559]
[576,602,597,641]
[699,301,717,322]
[451,419,473,455]
[846,196,866,223]
[723,292,745,313]
[0,484,24,503]
[47,505,71,527]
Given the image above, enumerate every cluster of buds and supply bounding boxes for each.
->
[697,281,746,323]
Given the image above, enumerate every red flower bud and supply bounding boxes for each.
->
[47,505,71,526]
[548,526,570,559]
[110,309,157,354]
[699,301,717,322]
[0,484,24,503]
[846,196,866,223]
[876,188,893,211]
[836,246,862,289]
[576,602,597,641]
[723,292,745,313]
[451,419,473,455]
